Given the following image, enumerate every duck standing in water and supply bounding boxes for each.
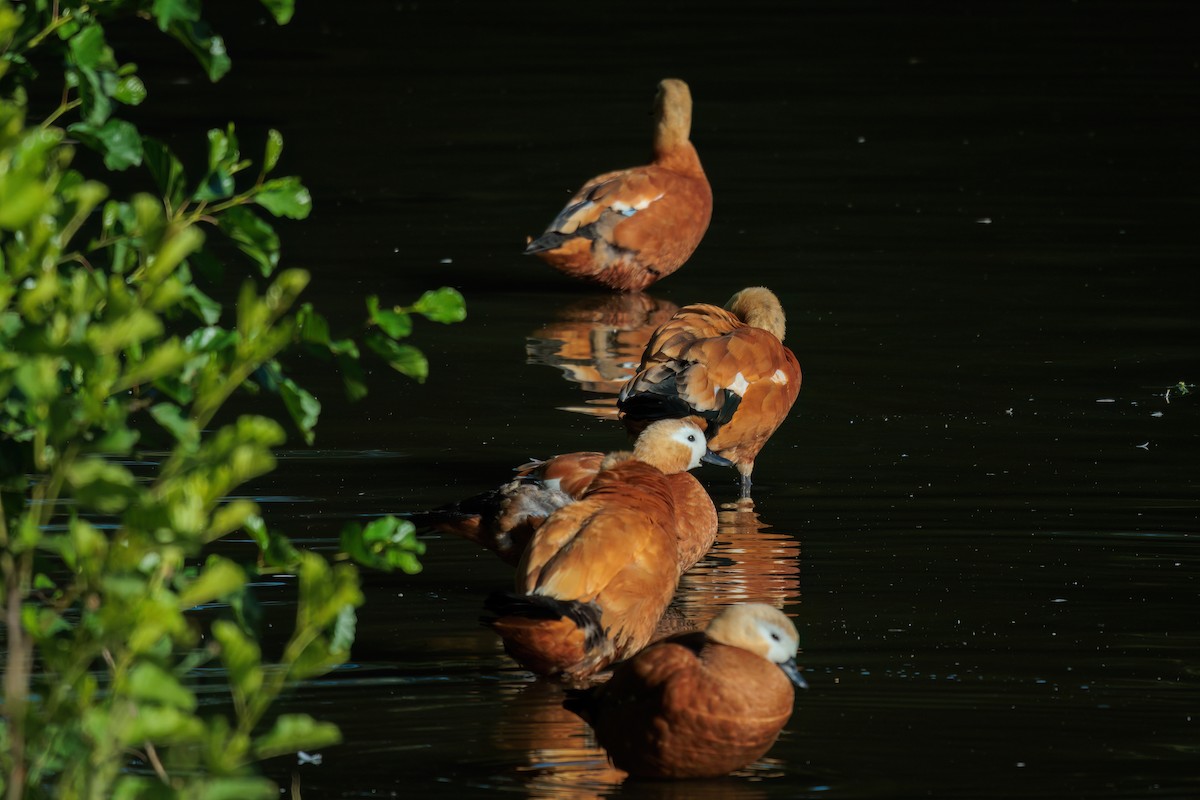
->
[483,419,711,680]
[564,603,807,779]
[618,287,802,497]
[525,79,713,292]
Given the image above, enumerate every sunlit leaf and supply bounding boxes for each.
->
[258,0,296,25]
[127,662,197,711]
[151,0,201,31]
[69,119,144,170]
[212,619,264,700]
[366,295,412,339]
[412,286,467,324]
[113,74,147,106]
[178,554,245,607]
[254,176,311,219]
[65,458,137,514]
[252,713,341,761]
[263,128,284,174]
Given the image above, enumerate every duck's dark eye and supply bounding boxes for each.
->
[770,632,781,641]
[687,434,696,442]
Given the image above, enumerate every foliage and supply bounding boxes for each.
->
[0,1,464,798]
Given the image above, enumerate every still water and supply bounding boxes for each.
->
[122,1,1198,796]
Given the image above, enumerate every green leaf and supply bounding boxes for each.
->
[279,377,321,444]
[340,516,426,573]
[252,713,340,761]
[113,74,147,106]
[167,19,231,82]
[212,619,264,700]
[143,137,187,208]
[217,206,279,276]
[365,333,428,382]
[263,128,284,174]
[117,339,190,391]
[258,0,296,25]
[67,23,115,70]
[206,499,258,541]
[86,308,162,353]
[366,295,412,339]
[127,662,197,711]
[337,352,368,402]
[151,0,201,31]
[254,176,311,219]
[68,119,144,170]
[150,403,198,447]
[193,778,277,800]
[178,555,246,607]
[412,287,467,324]
[65,458,138,514]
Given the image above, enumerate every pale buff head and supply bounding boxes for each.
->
[631,417,707,473]
[724,286,787,341]
[654,78,693,156]
[704,603,806,687]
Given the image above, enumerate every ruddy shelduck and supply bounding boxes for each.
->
[617,286,802,497]
[564,603,807,779]
[417,451,606,566]
[483,418,710,680]
[426,441,717,573]
[525,78,713,292]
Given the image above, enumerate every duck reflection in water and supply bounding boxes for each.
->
[661,499,803,636]
[526,293,679,419]
[490,679,778,798]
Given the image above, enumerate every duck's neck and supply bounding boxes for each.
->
[726,288,787,341]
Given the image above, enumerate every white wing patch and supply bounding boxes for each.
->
[727,372,750,396]
[771,369,789,385]
[610,193,665,217]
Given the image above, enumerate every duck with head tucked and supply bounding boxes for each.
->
[564,603,807,779]
[525,78,713,292]
[618,287,802,498]
[424,433,717,573]
[483,418,711,681]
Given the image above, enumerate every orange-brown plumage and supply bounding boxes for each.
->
[525,79,712,292]
[618,287,802,497]
[565,603,806,778]
[484,419,711,680]
[429,439,716,573]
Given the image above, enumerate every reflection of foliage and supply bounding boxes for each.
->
[0,1,464,797]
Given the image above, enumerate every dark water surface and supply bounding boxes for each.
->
[119,1,1198,797]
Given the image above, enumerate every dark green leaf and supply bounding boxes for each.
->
[365,333,428,382]
[167,20,231,82]
[280,377,321,444]
[142,137,187,208]
[337,352,368,401]
[217,206,280,276]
